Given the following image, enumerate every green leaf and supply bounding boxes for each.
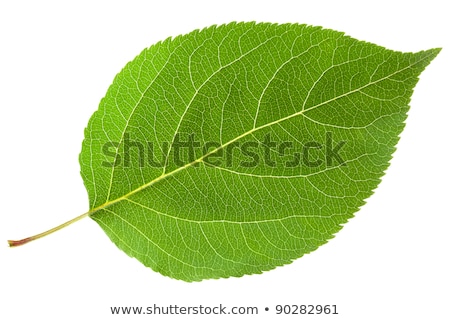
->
[78,22,439,281]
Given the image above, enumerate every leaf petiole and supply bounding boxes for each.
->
[8,211,91,247]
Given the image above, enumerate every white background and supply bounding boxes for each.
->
[1,1,448,319]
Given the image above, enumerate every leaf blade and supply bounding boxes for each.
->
[80,22,440,281]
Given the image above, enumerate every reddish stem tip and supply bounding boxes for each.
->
[8,237,32,247]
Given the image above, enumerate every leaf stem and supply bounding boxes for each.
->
[8,211,91,247]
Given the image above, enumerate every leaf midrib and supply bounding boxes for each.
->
[89,50,434,218]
